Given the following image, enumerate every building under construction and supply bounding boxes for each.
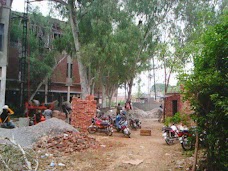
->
[6,9,82,111]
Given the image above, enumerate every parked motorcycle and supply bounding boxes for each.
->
[181,127,207,151]
[117,118,131,138]
[162,126,190,146]
[88,117,113,136]
[129,118,141,130]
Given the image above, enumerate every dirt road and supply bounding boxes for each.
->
[39,119,189,171]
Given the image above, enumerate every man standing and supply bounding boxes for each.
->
[43,106,52,120]
[62,101,72,123]
[116,103,122,115]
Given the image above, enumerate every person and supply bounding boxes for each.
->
[0,105,15,128]
[159,104,163,109]
[43,106,52,120]
[116,103,122,115]
[62,101,72,119]
[62,101,72,123]
[125,100,132,111]
[170,123,178,137]
[96,106,102,118]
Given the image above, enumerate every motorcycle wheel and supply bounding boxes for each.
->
[88,126,97,134]
[124,129,131,138]
[165,133,174,145]
[105,127,113,136]
[181,137,193,150]
[116,128,121,132]
[130,122,136,130]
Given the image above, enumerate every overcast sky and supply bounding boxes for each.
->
[11,1,179,95]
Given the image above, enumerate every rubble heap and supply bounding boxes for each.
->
[34,131,100,154]
[71,95,96,132]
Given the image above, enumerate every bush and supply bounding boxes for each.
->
[164,112,190,127]
[179,12,228,170]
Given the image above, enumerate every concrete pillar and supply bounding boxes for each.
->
[0,0,12,108]
[0,66,6,107]
[66,55,73,102]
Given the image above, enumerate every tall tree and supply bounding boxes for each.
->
[122,0,176,101]
[50,0,91,99]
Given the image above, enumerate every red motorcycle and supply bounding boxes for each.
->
[88,117,113,136]
[162,126,191,146]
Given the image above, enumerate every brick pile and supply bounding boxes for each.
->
[34,131,100,154]
[71,95,96,132]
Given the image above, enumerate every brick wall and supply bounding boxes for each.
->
[164,93,193,117]
[164,93,181,117]
[71,95,96,132]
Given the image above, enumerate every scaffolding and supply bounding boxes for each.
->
[19,0,28,108]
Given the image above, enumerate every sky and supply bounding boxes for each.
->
[12,0,50,15]
[11,1,179,95]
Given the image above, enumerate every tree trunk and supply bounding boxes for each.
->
[127,78,133,101]
[107,96,112,109]
[68,0,89,99]
[101,84,106,108]
[44,78,48,103]
[192,131,199,171]
[164,59,167,94]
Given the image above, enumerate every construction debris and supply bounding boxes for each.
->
[34,131,100,154]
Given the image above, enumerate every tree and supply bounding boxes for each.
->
[49,0,91,99]
[122,0,177,101]
[180,12,228,170]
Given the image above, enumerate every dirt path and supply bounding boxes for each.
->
[39,119,189,171]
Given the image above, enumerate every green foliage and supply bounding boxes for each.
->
[10,9,60,95]
[179,11,228,170]
[164,116,172,127]
[9,14,22,42]
[164,112,190,127]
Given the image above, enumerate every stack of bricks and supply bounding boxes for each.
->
[71,95,96,132]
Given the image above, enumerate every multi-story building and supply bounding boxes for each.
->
[5,11,82,110]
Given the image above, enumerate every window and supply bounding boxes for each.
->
[0,23,4,51]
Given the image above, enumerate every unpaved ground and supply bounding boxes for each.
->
[38,119,190,171]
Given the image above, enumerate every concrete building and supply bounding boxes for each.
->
[0,0,12,108]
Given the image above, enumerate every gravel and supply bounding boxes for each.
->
[0,118,78,147]
[103,107,163,119]
[131,107,163,118]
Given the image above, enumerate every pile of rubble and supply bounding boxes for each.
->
[0,118,78,147]
[130,107,163,119]
[34,131,100,154]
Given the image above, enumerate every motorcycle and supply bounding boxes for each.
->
[162,126,190,146]
[180,127,207,151]
[88,117,113,136]
[117,118,131,138]
[129,118,141,130]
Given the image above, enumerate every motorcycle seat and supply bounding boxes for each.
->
[100,121,109,126]
[163,127,172,131]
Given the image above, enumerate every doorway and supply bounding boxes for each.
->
[172,100,178,116]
